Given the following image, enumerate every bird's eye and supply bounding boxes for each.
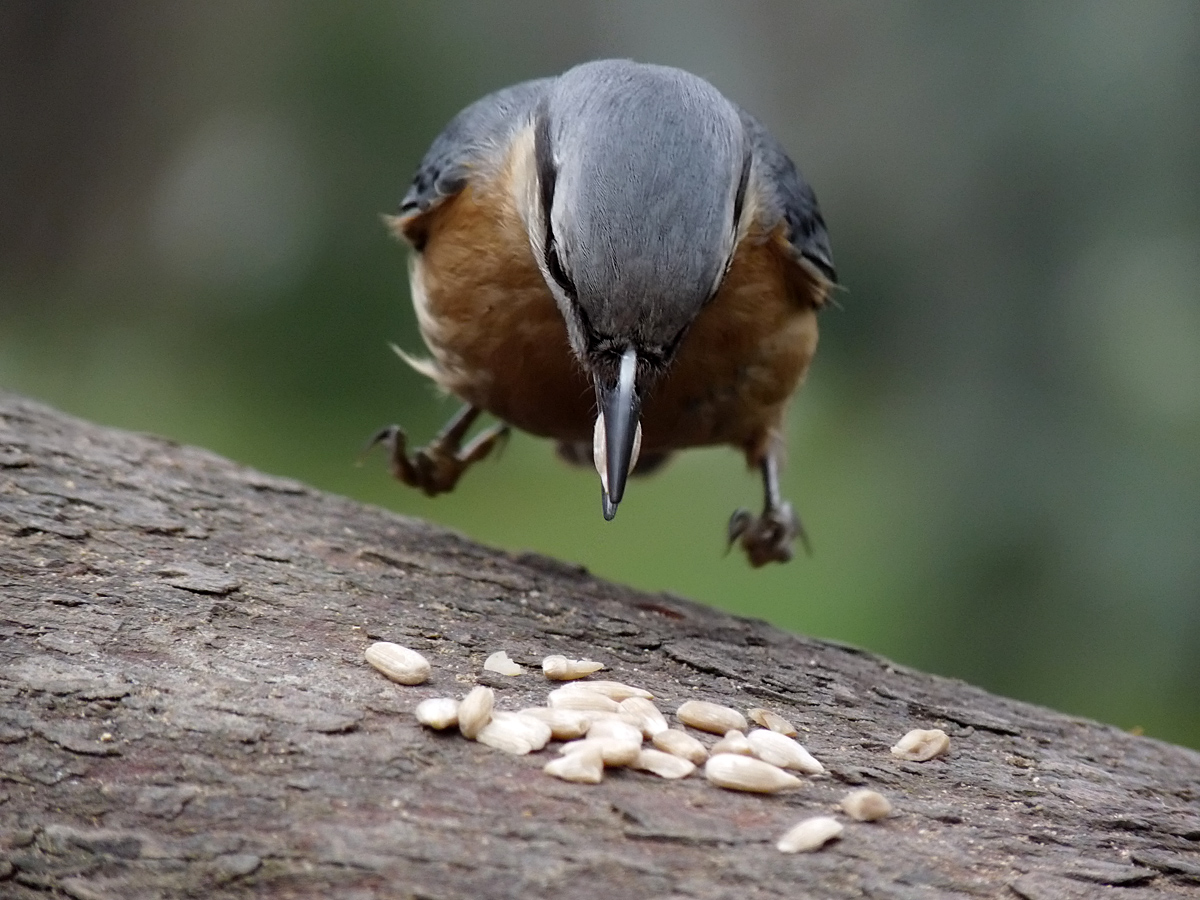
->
[545,242,577,299]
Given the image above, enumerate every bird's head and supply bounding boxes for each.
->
[523,60,751,519]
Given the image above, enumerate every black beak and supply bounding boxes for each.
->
[597,347,640,520]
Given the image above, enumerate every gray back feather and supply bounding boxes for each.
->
[399,78,551,227]
[737,109,836,282]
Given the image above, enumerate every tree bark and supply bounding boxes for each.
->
[1,390,1197,900]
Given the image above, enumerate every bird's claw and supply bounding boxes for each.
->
[727,500,809,567]
[366,412,508,497]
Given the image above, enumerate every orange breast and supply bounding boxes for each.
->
[405,162,595,442]
[641,226,823,464]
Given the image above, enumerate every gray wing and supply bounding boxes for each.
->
[397,77,552,243]
[738,109,836,283]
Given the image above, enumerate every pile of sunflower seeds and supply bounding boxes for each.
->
[365,642,943,852]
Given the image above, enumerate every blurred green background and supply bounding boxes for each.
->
[2,2,1197,748]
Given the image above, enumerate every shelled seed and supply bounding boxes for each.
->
[891,728,950,762]
[364,642,430,685]
[586,718,644,746]
[457,686,494,739]
[563,680,653,701]
[747,708,798,737]
[617,697,668,738]
[414,697,459,730]
[542,655,605,680]
[676,700,747,735]
[652,729,709,765]
[704,754,802,793]
[746,729,824,774]
[483,650,523,676]
[545,745,604,783]
[841,789,892,821]
[559,737,640,767]
[518,707,592,740]
[776,816,843,853]
[711,729,754,756]
[632,749,695,779]
[547,685,621,712]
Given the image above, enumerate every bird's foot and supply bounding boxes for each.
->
[727,500,810,567]
[365,405,508,497]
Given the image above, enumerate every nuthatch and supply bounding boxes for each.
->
[374,60,836,566]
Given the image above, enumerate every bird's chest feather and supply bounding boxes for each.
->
[409,177,595,441]
[409,186,819,454]
[641,225,820,457]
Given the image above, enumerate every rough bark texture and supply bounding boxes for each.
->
[1,391,1198,900]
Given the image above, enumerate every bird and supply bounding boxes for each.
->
[372,59,836,566]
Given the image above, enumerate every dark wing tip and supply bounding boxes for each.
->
[802,248,837,284]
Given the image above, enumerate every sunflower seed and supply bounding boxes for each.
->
[518,707,592,740]
[841,788,892,821]
[547,685,621,712]
[632,748,695,779]
[560,680,652,701]
[585,710,646,730]
[559,737,641,767]
[617,697,668,737]
[651,728,709,765]
[676,700,747,735]
[414,697,459,730]
[475,712,552,754]
[364,642,431,685]
[776,816,843,853]
[496,711,552,750]
[483,650,523,676]
[704,754,802,793]
[476,719,534,755]
[542,655,605,680]
[586,718,644,746]
[890,728,950,761]
[710,729,754,756]
[746,729,825,774]
[544,745,604,783]
[747,707,798,737]
[457,685,494,739]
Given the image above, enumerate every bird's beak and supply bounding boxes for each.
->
[593,346,642,520]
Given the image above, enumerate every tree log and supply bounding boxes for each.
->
[1,391,1198,900]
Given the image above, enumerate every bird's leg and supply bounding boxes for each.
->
[727,454,811,566]
[366,404,509,497]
